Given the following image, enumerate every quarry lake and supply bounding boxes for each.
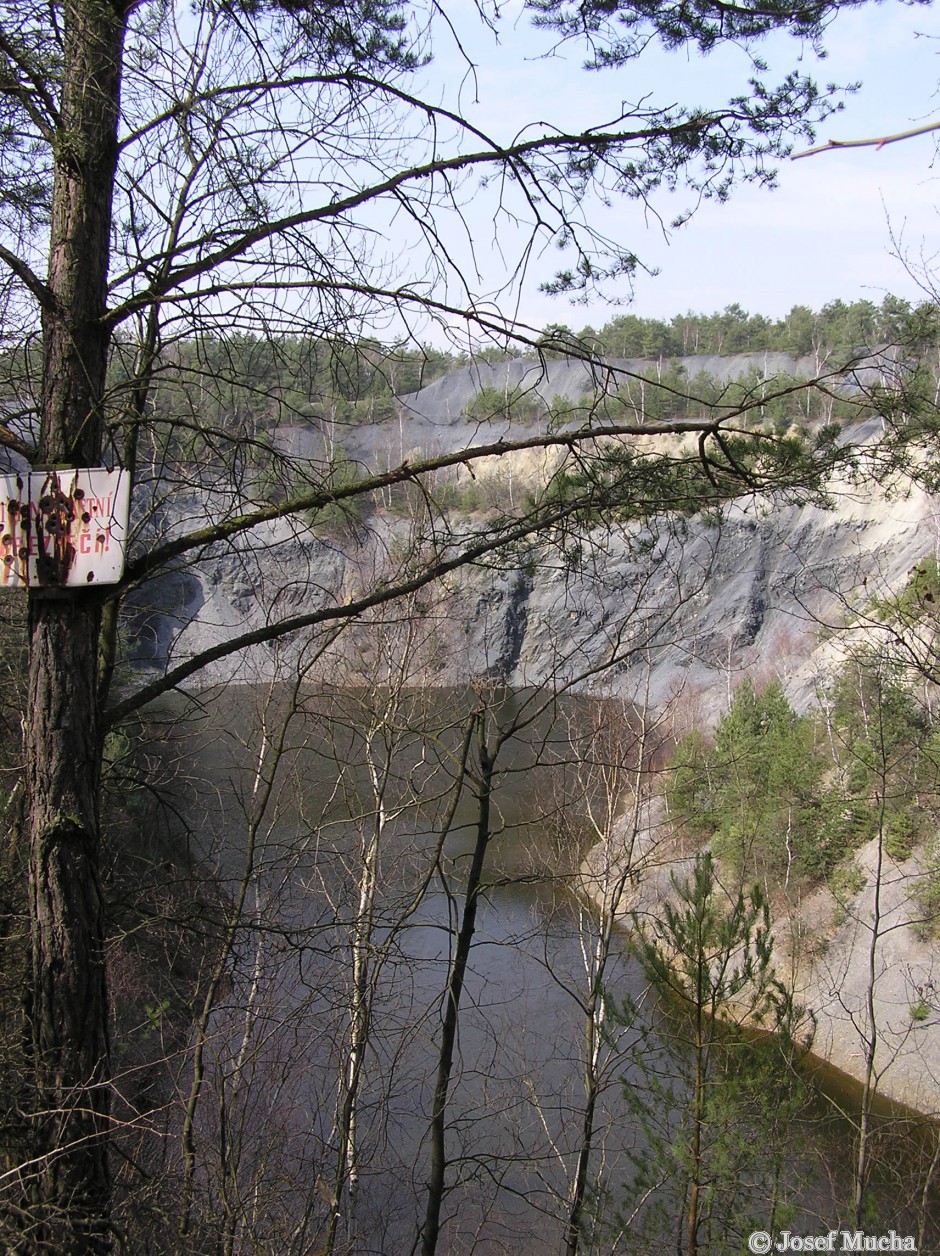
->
[138,684,940,1253]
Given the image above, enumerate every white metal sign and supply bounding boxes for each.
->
[0,468,131,588]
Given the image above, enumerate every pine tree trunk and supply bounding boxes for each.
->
[27,596,109,1251]
[25,0,125,1247]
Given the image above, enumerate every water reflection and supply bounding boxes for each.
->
[141,685,940,1253]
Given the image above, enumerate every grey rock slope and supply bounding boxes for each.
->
[144,441,934,720]
[133,352,932,712]
[396,351,843,425]
[328,349,879,468]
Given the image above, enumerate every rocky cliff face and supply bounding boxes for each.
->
[133,406,933,724]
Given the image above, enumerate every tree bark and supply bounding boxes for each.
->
[26,0,125,1248]
[43,0,123,468]
[27,597,109,1251]
[419,715,493,1256]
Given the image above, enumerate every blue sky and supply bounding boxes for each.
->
[418,1,940,333]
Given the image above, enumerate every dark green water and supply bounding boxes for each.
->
[142,684,940,1254]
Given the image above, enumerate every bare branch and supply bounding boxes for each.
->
[0,242,52,314]
[792,117,940,159]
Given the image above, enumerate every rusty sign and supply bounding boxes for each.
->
[0,468,131,588]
